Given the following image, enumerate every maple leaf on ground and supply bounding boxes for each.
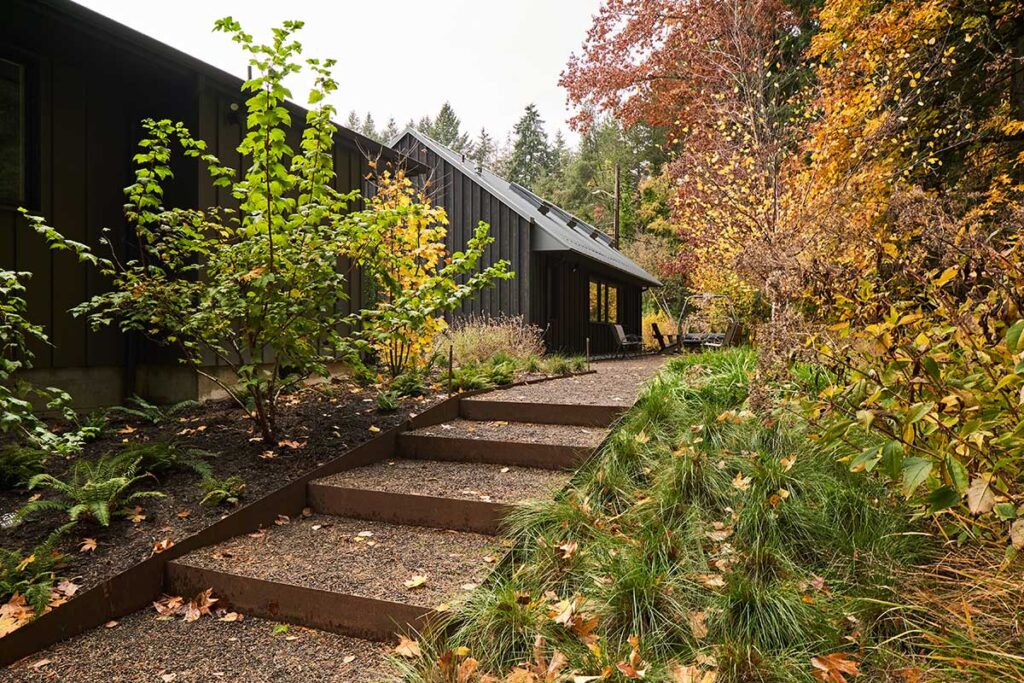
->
[153,594,185,617]
[80,538,97,553]
[152,538,174,554]
[183,588,218,622]
[55,579,80,598]
[395,635,422,658]
[811,652,860,682]
[616,635,647,679]
[673,664,718,683]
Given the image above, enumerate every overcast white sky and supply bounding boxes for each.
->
[74,0,603,145]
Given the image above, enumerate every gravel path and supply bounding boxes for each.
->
[2,609,397,683]
[316,459,570,504]
[175,516,496,608]
[407,418,607,448]
[463,357,663,406]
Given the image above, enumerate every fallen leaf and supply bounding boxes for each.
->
[259,450,277,460]
[404,575,428,589]
[184,588,218,622]
[673,664,718,683]
[56,579,80,598]
[342,655,356,664]
[301,507,314,518]
[688,611,708,640]
[731,473,752,491]
[395,635,422,658]
[152,538,174,554]
[500,467,510,473]
[275,515,291,526]
[369,425,381,433]
[780,454,796,471]
[219,611,242,622]
[160,674,177,682]
[177,510,191,519]
[129,506,146,524]
[105,620,119,628]
[29,659,51,670]
[461,583,479,591]
[559,540,579,560]
[278,439,306,449]
[80,538,97,553]
[811,652,860,682]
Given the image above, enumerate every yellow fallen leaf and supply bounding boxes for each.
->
[395,635,422,658]
[404,575,428,589]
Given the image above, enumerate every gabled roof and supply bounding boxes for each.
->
[391,128,662,288]
[29,0,422,171]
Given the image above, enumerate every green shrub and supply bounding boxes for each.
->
[199,475,246,507]
[0,524,72,614]
[376,390,400,413]
[0,444,48,490]
[391,370,426,397]
[108,396,197,425]
[17,456,164,526]
[113,440,214,479]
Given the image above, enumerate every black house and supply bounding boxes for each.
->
[391,129,661,355]
[1,0,416,407]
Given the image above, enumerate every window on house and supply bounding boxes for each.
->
[0,58,25,206]
[588,280,619,324]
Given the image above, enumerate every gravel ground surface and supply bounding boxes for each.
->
[0,381,442,596]
[2,608,398,683]
[175,516,497,607]
[316,459,570,504]
[408,418,607,448]
[463,357,664,406]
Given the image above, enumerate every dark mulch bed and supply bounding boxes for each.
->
[463,356,664,406]
[408,418,607,448]
[0,380,442,596]
[176,515,497,608]
[316,459,570,504]
[2,607,398,683]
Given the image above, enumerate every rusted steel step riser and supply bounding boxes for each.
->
[165,563,431,642]
[397,434,587,470]
[459,400,623,427]
[307,484,512,535]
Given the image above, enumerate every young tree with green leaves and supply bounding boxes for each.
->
[22,19,463,444]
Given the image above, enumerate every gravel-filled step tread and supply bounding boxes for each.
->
[404,418,607,448]
[172,516,497,609]
[313,459,570,505]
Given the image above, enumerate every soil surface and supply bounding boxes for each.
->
[316,459,570,504]
[175,516,497,608]
[463,357,664,407]
[408,418,607,448]
[2,608,398,683]
[0,380,442,596]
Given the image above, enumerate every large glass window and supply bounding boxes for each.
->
[588,279,619,324]
[0,58,25,206]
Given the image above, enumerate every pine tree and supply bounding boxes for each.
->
[416,115,434,134]
[506,104,553,188]
[382,117,400,142]
[428,102,472,152]
[472,128,496,168]
[360,112,378,141]
[345,110,361,132]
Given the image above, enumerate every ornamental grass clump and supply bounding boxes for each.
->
[399,348,930,682]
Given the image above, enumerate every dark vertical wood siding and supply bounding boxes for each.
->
[392,134,531,322]
[1,0,384,378]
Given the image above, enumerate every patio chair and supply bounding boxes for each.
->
[703,322,741,349]
[650,322,679,353]
[612,324,643,357]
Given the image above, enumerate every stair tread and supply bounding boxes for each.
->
[405,418,606,448]
[314,458,570,505]
[172,516,498,608]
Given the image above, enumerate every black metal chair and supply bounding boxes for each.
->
[651,322,679,353]
[612,324,643,357]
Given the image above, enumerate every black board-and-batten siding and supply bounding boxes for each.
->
[0,0,388,407]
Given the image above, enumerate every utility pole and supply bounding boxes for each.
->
[613,163,621,248]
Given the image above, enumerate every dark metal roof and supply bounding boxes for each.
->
[28,0,424,172]
[392,128,662,288]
